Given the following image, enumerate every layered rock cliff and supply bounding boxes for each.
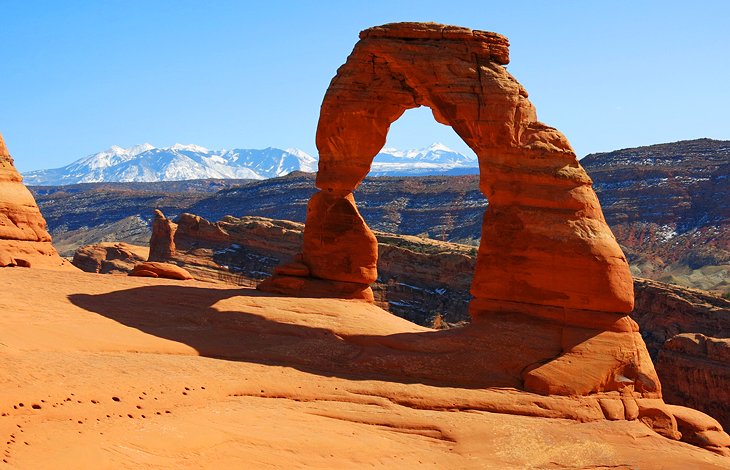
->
[633,278,730,430]
[583,139,729,291]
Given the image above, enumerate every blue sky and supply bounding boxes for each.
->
[2,1,729,171]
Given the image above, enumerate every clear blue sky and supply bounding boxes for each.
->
[2,0,729,171]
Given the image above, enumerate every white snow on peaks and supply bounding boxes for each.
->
[285,148,317,164]
[22,143,321,185]
[369,142,478,176]
[426,142,454,153]
[127,143,156,155]
[21,141,479,185]
[169,143,210,153]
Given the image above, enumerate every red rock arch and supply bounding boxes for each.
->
[257,23,680,416]
[268,22,633,318]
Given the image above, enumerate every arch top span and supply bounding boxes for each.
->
[359,22,510,65]
[315,22,575,193]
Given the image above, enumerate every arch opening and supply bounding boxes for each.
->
[371,105,478,178]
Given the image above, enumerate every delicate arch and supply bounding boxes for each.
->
[263,22,634,316]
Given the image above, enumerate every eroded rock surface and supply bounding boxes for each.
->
[2,267,729,468]
[0,132,73,270]
[142,210,730,451]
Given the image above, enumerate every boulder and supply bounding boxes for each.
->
[668,404,730,456]
[129,262,193,281]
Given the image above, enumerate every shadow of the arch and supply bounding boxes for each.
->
[68,284,612,391]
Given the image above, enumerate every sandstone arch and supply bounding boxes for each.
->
[261,24,709,438]
[263,22,633,317]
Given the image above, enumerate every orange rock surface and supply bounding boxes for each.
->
[0,132,74,270]
[1,268,729,468]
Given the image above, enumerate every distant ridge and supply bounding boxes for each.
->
[23,142,479,185]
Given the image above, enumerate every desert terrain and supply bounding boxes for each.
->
[2,268,728,469]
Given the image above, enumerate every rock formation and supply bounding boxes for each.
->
[133,209,730,452]
[148,209,177,261]
[261,22,632,312]
[72,242,148,274]
[255,22,729,447]
[129,261,193,280]
[0,132,73,269]
[4,267,730,467]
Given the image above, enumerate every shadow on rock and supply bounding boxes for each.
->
[69,284,641,394]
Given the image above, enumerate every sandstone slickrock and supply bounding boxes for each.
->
[129,261,193,280]
[3,267,730,468]
[163,214,730,428]
[143,210,730,452]
[0,132,73,270]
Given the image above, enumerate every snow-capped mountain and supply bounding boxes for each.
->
[370,143,478,176]
[22,144,318,185]
[22,142,478,185]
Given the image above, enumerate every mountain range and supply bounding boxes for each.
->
[22,142,478,185]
